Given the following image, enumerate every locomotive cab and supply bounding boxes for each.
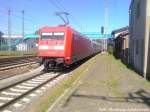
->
[38,29,66,70]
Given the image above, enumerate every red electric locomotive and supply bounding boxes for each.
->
[38,25,100,70]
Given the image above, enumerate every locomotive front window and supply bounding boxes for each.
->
[41,32,64,40]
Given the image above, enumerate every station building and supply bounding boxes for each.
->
[16,34,38,51]
[0,31,5,47]
[1,34,38,51]
[129,0,150,78]
[111,26,129,39]
[112,27,129,64]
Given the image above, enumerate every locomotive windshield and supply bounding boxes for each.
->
[41,32,64,40]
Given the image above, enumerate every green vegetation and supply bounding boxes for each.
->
[26,55,96,112]
[107,44,114,55]
[37,72,82,112]
[104,76,124,97]
[103,54,124,97]
[106,54,150,93]
[26,54,150,112]
[0,51,37,58]
[142,79,150,88]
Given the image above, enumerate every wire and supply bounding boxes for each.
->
[55,0,67,11]
[0,6,41,26]
[48,0,83,31]
[0,9,38,34]
[48,0,62,11]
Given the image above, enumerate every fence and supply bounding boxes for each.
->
[0,41,37,57]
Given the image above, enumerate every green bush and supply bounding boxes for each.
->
[0,50,37,57]
[108,45,113,54]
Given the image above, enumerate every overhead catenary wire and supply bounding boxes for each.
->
[0,6,41,31]
[0,10,37,31]
[7,14,36,32]
[1,3,42,25]
[48,0,70,25]
[55,0,83,31]
[48,0,62,11]
[0,8,39,35]
[55,0,67,11]
[47,0,83,31]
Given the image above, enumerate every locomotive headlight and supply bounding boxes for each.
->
[39,46,49,50]
[54,46,64,50]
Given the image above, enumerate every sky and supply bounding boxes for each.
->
[0,0,131,34]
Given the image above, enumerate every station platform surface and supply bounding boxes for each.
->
[48,54,150,112]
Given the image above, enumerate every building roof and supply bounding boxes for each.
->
[111,26,129,35]
[24,34,38,40]
[116,32,129,40]
[2,34,23,39]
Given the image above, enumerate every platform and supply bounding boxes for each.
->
[47,54,150,112]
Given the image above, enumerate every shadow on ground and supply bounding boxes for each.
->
[62,89,150,108]
[43,53,100,74]
[112,54,150,81]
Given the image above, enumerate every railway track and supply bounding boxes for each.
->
[0,56,40,71]
[0,70,67,112]
[0,54,90,112]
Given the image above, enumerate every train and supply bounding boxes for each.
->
[38,25,101,70]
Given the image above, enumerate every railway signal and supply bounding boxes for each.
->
[101,26,104,35]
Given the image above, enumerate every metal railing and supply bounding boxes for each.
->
[0,44,37,57]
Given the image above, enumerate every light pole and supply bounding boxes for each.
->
[8,9,11,53]
[104,0,108,51]
[22,10,24,55]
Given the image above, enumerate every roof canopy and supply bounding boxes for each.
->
[82,32,111,39]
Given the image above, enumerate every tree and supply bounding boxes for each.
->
[34,30,39,35]
[0,31,3,37]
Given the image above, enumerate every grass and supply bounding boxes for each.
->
[105,54,150,94]
[0,51,37,58]
[25,54,150,112]
[141,79,150,88]
[109,55,150,87]
[104,76,124,97]
[40,72,82,112]
[104,54,125,97]
[26,55,96,112]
